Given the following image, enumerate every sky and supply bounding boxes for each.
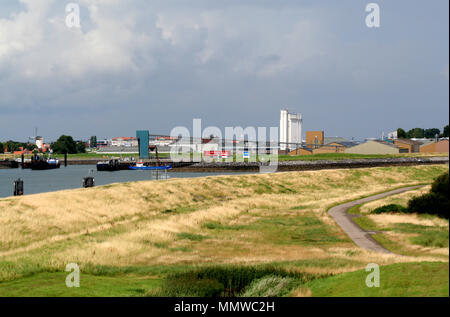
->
[0,0,448,142]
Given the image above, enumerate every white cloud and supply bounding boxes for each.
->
[0,1,447,140]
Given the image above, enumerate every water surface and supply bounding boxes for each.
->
[0,165,252,198]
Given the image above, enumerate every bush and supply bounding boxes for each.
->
[407,192,449,219]
[431,173,449,197]
[241,275,298,297]
[371,204,408,214]
[406,173,449,219]
[158,277,225,297]
[151,265,315,297]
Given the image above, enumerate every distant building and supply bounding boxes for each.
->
[387,131,398,140]
[420,140,449,153]
[96,140,110,148]
[289,147,313,156]
[312,141,359,154]
[393,139,421,153]
[305,131,324,148]
[345,140,403,154]
[280,109,302,151]
[324,136,346,145]
[35,136,44,149]
[111,137,138,147]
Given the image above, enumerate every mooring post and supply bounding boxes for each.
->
[64,152,68,167]
[14,178,24,196]
[82,176,95,188]
[21,154,24,169]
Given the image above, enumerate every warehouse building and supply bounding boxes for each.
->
[345,140,403,154]
[419,139,449,153]
[393,139,422,153]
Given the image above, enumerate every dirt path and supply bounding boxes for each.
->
[328,185,425,254]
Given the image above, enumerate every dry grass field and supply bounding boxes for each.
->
[0,164,448,296]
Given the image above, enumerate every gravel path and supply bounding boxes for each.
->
[328,185,425,254]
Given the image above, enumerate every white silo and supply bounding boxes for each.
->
[280,109,288,150]
[280,109,302,152]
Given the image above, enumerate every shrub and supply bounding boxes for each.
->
[157,276,225,297]
[407,192,449,219]
[151,265,315,297]
[241,275,298,297]
[371,204,408,214]
[431,173,449,196]
[406,173,449,219]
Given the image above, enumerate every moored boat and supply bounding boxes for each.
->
[129,161,172,171]
[30,157,60,170]
[97,159,122,171]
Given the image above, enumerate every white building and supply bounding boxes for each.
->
[111,137,138,147]
[35,136,44,149]
[280,109,302,151]
[387,131,398,140]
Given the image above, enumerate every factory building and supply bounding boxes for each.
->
[344,140,403,154]
[280,109,302,151]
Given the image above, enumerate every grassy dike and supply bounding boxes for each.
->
[0,165,448,297]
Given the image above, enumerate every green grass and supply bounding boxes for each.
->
[353,216,380,232]
[347,204,363,215]
[0,272,161,297]
[243,214,349,246]
[177,232,208,241]
[353,212,449,253]
[391,223,449,248]
[306,262,449,297]
[1,151,446,163]
[202,222,246,230]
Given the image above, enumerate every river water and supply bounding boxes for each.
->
[0,165,252,198]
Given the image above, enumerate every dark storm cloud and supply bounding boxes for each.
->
[0,0,448,141]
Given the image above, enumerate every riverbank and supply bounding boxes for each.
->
[0,165,447,296]
[2,155,447,172]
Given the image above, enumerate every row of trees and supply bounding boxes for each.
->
[1,135,86,154]
[397,125,449,139]
[0,141,37,153]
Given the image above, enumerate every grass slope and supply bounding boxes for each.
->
[0,165,448,297]
[306,262,449,297]
[0,272,161,297]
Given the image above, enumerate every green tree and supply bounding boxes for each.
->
[0,142,4,153]
[6,140,25,152]
[424,128,441,139]
[442,125,449,138]
[25,143,37,151]
[76,141,86,153]
[90,136,97,148]
[51,135,78,154]
[397,128,407,139]
[406,128,424,139]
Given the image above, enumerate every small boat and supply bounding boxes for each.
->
[0,159,19,169]
[30,157,60,170]
[129,162,172,171]
[97,159,122,172]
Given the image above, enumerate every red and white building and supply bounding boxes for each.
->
[111,137,138,147]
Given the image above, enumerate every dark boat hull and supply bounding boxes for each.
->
[97,160,123,171]
[30,161,60,170]
[0,160,19,169]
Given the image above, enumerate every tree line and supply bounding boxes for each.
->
[1,135,86,154]
[397,125,449,139]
